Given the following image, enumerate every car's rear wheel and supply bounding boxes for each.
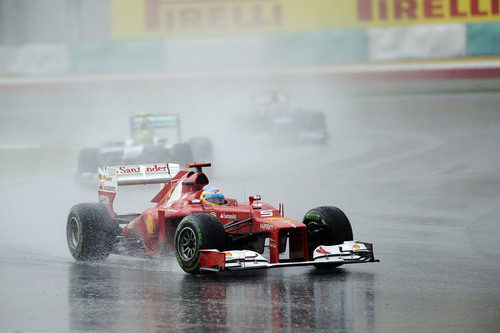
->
[303,206,353,264]
[174,214,227,274]
[66,203,119,261]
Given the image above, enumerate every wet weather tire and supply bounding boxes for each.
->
[174,214,226,274]
[303,206,353,261]
[66,203,118,261]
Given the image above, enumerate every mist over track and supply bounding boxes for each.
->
[0,80,499,332]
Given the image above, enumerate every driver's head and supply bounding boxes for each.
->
[140,118,153,132]
[201,187,225,206]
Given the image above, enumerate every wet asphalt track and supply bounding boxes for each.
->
[0,83,499,332]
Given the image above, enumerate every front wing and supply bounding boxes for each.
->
[199,241,379,272]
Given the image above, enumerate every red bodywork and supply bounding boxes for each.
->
[100,166,308,264]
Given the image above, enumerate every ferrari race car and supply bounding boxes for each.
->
[77,113,213,183]
[247,91,329,144]
[66,163,378,273]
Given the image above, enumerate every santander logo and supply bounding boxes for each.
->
[220,213,237,219]
[118,164,168,174]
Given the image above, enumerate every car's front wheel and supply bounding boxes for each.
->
[174,214,227,274]
[303,206,353,264]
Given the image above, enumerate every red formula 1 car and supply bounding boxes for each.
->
[66,163,378,273]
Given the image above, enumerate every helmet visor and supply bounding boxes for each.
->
[208,196,225,205]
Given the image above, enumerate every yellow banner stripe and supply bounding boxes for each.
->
[111,0,500,39]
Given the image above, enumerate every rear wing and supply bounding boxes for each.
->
[130,113,180,138]
[252,91,289,114]
[98,163,180,216]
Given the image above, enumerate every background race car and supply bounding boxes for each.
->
[77,113,213,182]
[246,91,329,144]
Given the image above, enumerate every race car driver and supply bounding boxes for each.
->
[201,187,225,206]
[133,118,155,144]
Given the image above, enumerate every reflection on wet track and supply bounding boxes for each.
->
[68,260,375,332]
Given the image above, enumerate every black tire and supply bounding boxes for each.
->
[303,206,353,261]
[66,203,119,261]
[78,148,99,173]
[172,143,194,165]
[174,214,227,274]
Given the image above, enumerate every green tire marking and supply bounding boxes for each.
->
[305,213,326,225]
[174,216,203,272]
[305,213,321,221]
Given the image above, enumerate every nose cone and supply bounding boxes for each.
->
[255,217,305,232]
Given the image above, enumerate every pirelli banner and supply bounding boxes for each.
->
[111,0,500,38]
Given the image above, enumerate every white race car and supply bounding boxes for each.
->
[77,113,213,183]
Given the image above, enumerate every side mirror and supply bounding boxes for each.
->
[249,195,261,205]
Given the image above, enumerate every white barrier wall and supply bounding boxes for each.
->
[1,44,70,75]
[368,24,467,62]
[0,24,497,77]
[0,46,15,75]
